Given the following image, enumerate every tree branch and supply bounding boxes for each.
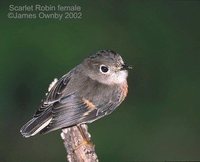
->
[60,124,99,162]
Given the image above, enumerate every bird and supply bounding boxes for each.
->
[20,50,132,138]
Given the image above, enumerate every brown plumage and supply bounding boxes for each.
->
[20,50,131,138]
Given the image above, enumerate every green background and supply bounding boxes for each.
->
[1,1,200,162]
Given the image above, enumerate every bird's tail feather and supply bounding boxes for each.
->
[20,111,52,138]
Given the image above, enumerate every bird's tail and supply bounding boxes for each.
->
[20,111,52,138]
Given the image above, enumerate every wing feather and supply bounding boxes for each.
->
[40,87,122,134]
[33,71,73,118]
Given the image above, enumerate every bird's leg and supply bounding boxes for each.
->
[75,124,94,149]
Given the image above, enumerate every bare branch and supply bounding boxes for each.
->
[61,124,99,162]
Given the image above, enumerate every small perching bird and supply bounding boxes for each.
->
[20,50,132,138]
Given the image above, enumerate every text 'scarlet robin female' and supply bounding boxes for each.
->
[20,50,132,138]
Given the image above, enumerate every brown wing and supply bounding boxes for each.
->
[33,70,73,118]
[40,83,124,134]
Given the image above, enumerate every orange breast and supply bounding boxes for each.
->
[120,81,128,101]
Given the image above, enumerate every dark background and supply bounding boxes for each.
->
[1,1,200,162]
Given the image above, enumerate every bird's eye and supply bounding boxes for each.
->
[100,65,109,74]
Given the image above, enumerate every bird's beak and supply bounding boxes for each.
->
[121,63,132,70]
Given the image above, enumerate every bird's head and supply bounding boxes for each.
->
[82,50,132,85]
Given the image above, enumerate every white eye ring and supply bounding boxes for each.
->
[99,65,110,74]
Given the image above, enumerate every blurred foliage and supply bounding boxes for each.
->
[0,1,200,162]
